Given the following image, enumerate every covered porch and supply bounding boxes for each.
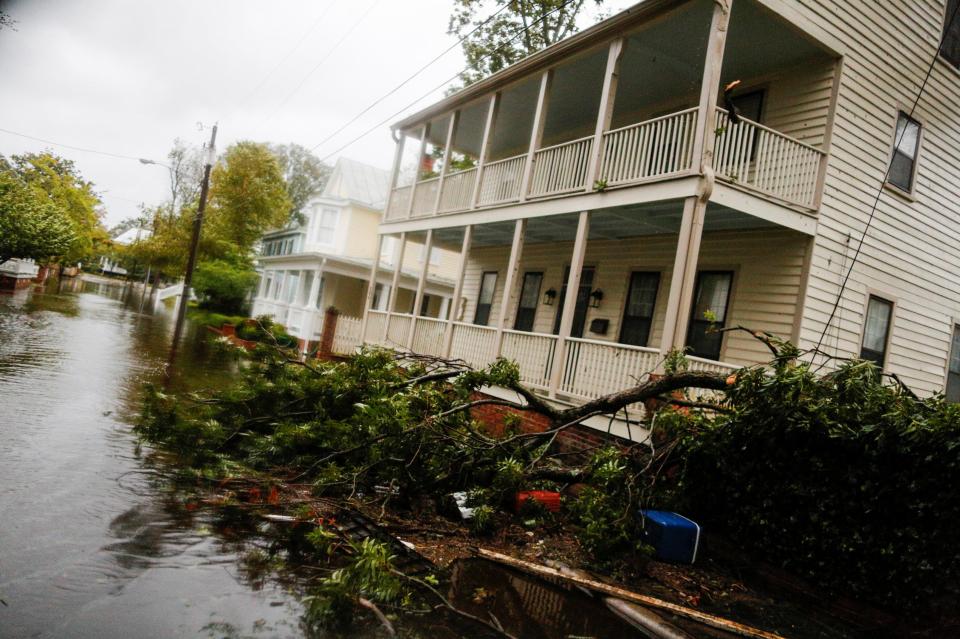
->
[361,203,811,404]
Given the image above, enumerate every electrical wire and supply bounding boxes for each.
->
[313,0,582,162]
[811,1,960,359]
[0,126,153,163]
[307,0,514,153]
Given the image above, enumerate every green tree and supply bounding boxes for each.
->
[269,143,331,224]
[207,142,292,252]
[192,257,259,314]
[449,0,604,85]
[9,152,106,263]
[0,172,76,265]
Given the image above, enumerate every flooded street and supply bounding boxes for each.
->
[0,278,305,638]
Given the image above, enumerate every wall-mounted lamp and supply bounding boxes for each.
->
[543,288,557,306]
[589,289,604,309]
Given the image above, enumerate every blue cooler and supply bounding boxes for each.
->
[639,510,700,564]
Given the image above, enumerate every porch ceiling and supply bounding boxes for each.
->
[429,200,780,248]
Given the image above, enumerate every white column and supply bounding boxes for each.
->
[586,37,625,191]
[407,230,433,350]
[385,232,407,341]
[434,112,458,214]
[494,219,526,356]
[470,93,500,208]
[360,234,384,343]
[548,212,590,397]
[659,1,732,358]
[519,71,552,201]
[301,267,324,353]
[405,125,428,218]
[443,225,473,358]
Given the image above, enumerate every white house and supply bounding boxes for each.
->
[251,158,458,350]
[353,0,960,406]
[99,227,151,276]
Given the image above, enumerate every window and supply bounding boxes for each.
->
[941,0,960,69]
[284,271,300,304]
[315,208,339,245]
[380,237,396,266]
[552,266,595,338]
[685,271,733,361]
[729,89,765,159]
[419,243,440,265]
[948,324,960,402]
[888,112,921,193]
[513,272,543,332]
[299,271,314,306]
[860,296,894,367]
[619,272,660,347]
[474,271,498,325]
[372,283,388,311]
[419,294,432,316]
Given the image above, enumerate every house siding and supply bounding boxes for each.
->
[793,0,960,394]
[459,227,808,367]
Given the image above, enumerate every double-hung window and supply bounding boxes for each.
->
[315,208,339,245]
[620,272,660,347]
[860,296,894,367]
[513,272,543,332]
[474,271,498,326]
[887,112,921,194]
[947,324,960,402]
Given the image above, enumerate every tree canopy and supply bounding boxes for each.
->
[0,171,76,265]
[449,0,605,85]
[269,143,331,224]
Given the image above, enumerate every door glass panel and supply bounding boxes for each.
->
[685,271,733,360]
[553,266,594,338]
[514,272,543,332]
[619,272,659,346]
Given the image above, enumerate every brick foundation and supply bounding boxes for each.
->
[0,274,33,291]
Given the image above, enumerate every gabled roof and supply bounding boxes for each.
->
[321,157,390,210]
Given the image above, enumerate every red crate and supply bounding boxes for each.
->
[514,490,561,513]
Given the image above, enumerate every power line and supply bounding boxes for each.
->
[313,0,581,163]
[256,0,384,130]
[0,126,154,163]
[308,0,514,153]
[812,1,960,359]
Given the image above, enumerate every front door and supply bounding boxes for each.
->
[553,266,595,338]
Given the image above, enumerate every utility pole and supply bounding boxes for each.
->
[164,124,217,387]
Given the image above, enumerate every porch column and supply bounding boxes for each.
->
[519,71,552,201]
[443,225,473,358]
[434,112,458,214]
[385,232,407,341]
[407,230,433,350]
[303,266,324,353]
[494,219,527,356]
[470,93,500,208]
[548,211,590,398]
[586,37,625,191]
[659,0,732,358]
[360,234,384,342]
[385,133,405,220]
[406,125,428,218]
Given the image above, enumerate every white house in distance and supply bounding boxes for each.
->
[351,0,960,408]
[100,227,151,276]
[251,158,457,350]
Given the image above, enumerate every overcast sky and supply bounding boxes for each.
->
[0,0,631,228]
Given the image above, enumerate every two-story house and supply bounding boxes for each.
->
[353,0,960,407]
[251,158,457,350]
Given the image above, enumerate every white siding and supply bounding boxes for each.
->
[459,228,808,366]
[794,0,960,394]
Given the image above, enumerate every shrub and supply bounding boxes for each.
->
[192,259,259,314]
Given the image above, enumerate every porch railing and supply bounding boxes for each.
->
[600,107,698,186]
[714,107,824,209]
[439,167,478,213]
[501,329,558,390]
[559,337,661,400]
[477,154,525,206]
[449,322,498,369]
[528,136,594,198]
[365,309,389,343]
[410,177,440,217]
[410,316,447,357]
[385,313,413,348]
[332,314,363,354]
[385,186,412,220]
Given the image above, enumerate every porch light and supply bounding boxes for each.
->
[589,289,604,308]
[543,288,557,306]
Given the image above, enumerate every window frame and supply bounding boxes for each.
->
[940,0,960,71]
[618,271,661,347]
[474,271,498,326]
[946,321,960,403]
[513,271,544,332]
[884,110,923,197]
[314,207,340,246]
[685,270,735,361]
[858,294,895,369]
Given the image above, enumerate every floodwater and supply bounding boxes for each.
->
[0,277,642,639]
[0,278,305,639]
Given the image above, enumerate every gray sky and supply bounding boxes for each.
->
[0,0,628,227]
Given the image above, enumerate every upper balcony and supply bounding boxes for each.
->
[382,0,839,231]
